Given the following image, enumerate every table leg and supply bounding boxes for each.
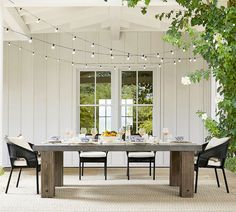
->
[41,151,63,198]
[179,151,194,198]
[54,152,63,186]
[170,151,180,186]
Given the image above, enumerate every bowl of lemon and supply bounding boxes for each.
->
[101,131,118,143]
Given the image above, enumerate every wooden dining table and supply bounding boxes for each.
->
[34,141,201,198]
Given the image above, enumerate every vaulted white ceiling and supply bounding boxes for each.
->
[2,0,228,41]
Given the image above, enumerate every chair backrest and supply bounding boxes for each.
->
[5,136,36,167]
[205,137,230,150]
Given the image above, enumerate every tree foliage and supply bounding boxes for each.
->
[125,1,236,164]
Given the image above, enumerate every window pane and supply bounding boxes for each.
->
[99,117,106,134]
[106,106,111,116]
[138,106,153,135]
[99,106,105,116]
[122,71,136,104]
[96,71,111,104]
[80,72,95,104]
[106,117,111,131]
[80,106,95,132]
[121,106,137,134]
[138,71,153,104]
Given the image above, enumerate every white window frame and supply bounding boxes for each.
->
[77,67,160,136]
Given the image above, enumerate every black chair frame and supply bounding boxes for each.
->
[195,140,230,193]
[78,151,108,180]
[5,141,40,194]
[126,151,156,180]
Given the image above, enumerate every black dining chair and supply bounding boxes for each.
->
[78,134,108,180]
[5,136,41,194]
[194,137,230,193]
[126,134,156,180]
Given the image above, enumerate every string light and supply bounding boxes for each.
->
[127,53,130,60]
[193,44,196,48]
[161,58,164,63]
[72,62,74,66]
[189,58,192,62]
[143,65,146,70]
[144,56,147,61]
[174,60,176,65]
[85,64,88,68]
[5,28,9,33]
[91,52,95,58]
[8,42,11,46]
[128,66,131,70]
[57,58,60,62]
[193,57,197,62]
[28,37,33,43]
[156,53,160,58]
[91,43,95,48]
[171,50,174,55]
[45,56,48,60]
[110,54,114,59]
[32,52,35,56]
[19,47,22,51]
[99,65,102,69]
[141,54,145,60]
[51,44,55,50]
[183,48,186,52]
[72,49,76,55]
[178,58,181,62]
[72,36,77,41]
[55,28,59,33]
[36,18,40,23]
[109,48,113,54]
[158,64,161,68]
[114,66,116,71]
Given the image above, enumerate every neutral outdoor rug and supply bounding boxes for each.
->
[0,168,235,212]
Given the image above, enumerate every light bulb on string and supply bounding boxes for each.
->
[144,56,147,61]
[161,58,164,63]
[193,57,196,62]
[183,48,186,52]
[143,65,146,70]
[178,58,181,63]
[141,54,145,60]
[51,44,55,50]
[28,37,33,43]
[91,52,95,58]
[91,43,95,48]
[109,48,113,54]
[72,36,77,41]
[156,53,160,58]
[110,54,114,59]
[72,49,76,55]
[32,52,35,56]
[45,56,48,60]
[174,60,176,65]
[36,18,40,24]
[171,50,174,55]
[158,64,161,68]
[193,44,196,48]
[85,64,88,68]
[19,47,22,51]
[99,65,102,69]
[5,28,9,33]
[57,59,60,63]
[114,66,116,71]
[55,28,59,33]
[8,42,11,46]
[72,62,74,66]
[128,66,131,71]
[189,58,192,62]
[127,53,130,60]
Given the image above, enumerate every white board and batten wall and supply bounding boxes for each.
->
[2,32,211,167]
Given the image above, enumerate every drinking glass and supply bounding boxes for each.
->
[162,128,169,142]
[80,128,87,137]
[118,127,125,141]
[138,128,146,137]
[91,128,98,138]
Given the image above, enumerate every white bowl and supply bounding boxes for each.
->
[101,136,117,143]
